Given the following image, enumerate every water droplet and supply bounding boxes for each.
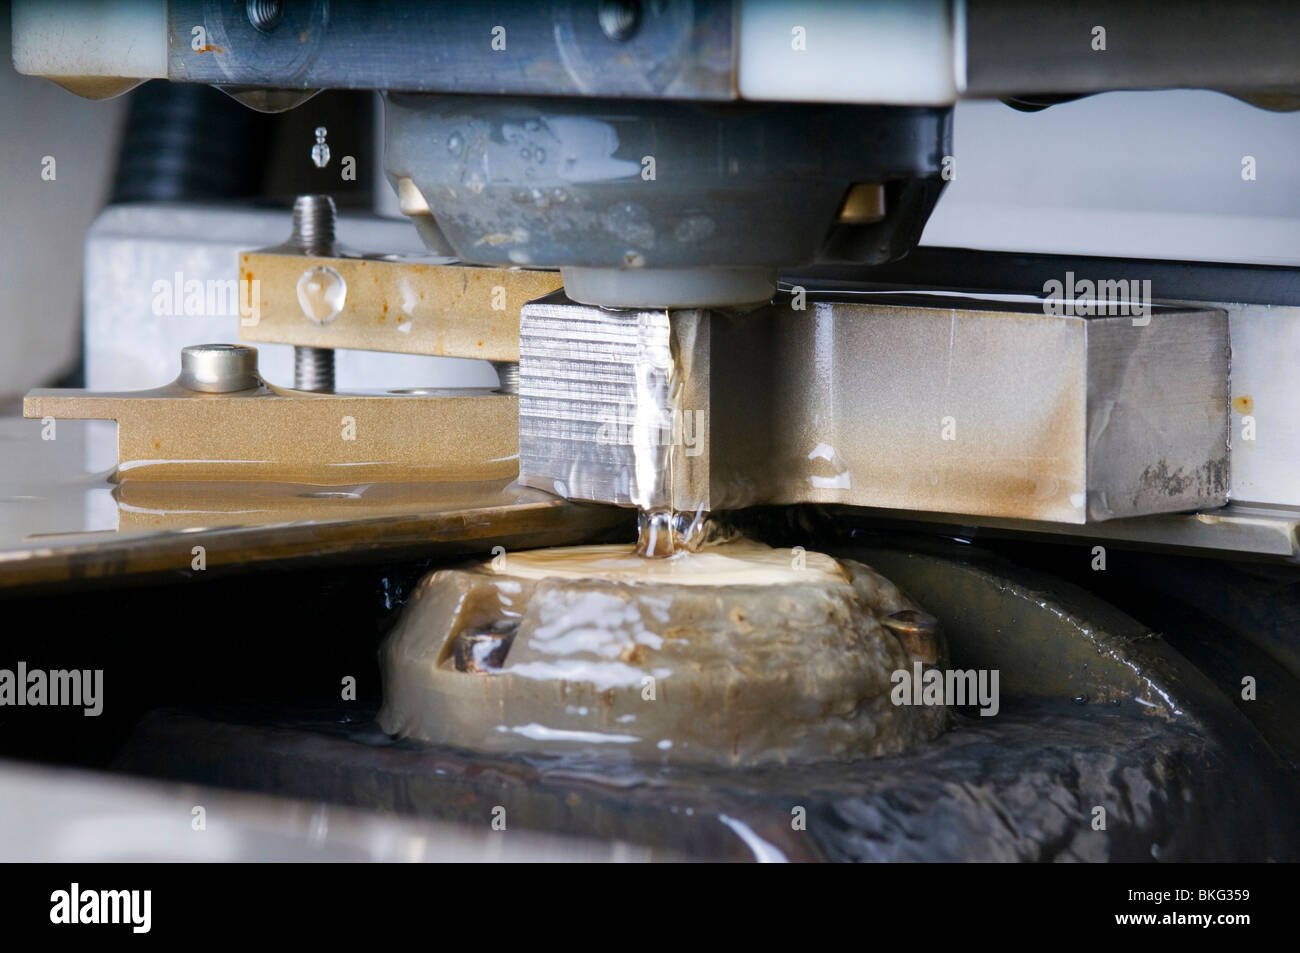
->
[296,266,346,325]
[311,126,330,168]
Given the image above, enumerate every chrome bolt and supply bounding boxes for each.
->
[290,195,338,391]
[291,194,336,255]
[179,344,260,393]
[294,346,335,393]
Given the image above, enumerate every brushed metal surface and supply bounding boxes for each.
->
[520,292,1230,524]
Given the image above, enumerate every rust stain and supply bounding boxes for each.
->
[1232,395,1254,414]
[196,45,224,53]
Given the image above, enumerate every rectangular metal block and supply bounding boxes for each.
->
[519,294,700,508]
[239,251,563,362]
[519,293,1229,523]
[1209,302,1300,506]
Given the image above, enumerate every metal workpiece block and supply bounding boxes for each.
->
[518,293,704,508]
[1082,312,1229,519]
[519,294,1229,523]
[1207,302,1300,507]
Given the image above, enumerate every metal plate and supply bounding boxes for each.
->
[238,250,562,361]
[0,417,631,589]
[25,381,517,484]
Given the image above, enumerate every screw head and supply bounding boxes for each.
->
[179,344,260,393]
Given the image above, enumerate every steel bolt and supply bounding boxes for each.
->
[179,344,260,393]
[294,346,335,393]
[290,195,338,391]
[291,194,336,255]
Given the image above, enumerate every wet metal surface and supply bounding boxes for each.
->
[378,541,947,767]
[0,757,665,862]
[109,543,1300,861]
[115,697,1295,862]
[0,417,631,589]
